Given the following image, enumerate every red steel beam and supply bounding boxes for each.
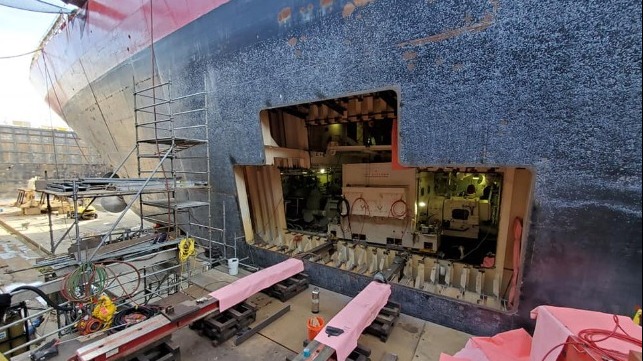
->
[74,259,305,361]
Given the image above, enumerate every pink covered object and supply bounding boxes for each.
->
[440,354,471,361]
[439,328,532,361]
[314,281,391,361]
[209,258,304,311]
[530,305,642,361]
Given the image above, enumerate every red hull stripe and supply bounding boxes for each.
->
[32,0,231,112]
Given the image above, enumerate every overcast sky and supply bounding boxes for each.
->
[0,3,69,128]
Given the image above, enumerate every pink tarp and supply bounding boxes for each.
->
[530,305,642,361]
[314,281,391,361]
[209,258,304,311]
[441,306,641,361]
[507,217,522,308]
[440,355,471,361]
[439,329,532,361]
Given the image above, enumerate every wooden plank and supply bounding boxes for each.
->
[269,166,288,241]
[245,167,266,242]
[494,167,515,297]
[235,166,255,242]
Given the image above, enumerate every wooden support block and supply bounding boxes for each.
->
[123,338,179,361]
[375,313,396,324]
[195,302,257,346]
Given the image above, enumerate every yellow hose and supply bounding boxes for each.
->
[178,237,196,262]
[92,294,116,328]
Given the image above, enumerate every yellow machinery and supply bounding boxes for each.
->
[14,188,72,216]
[67,205,98,220]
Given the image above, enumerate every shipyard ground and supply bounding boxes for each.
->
[0,201,470,361]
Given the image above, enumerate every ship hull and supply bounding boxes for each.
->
[31,0,642,335]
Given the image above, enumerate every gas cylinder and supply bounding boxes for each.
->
[311,287,320,314]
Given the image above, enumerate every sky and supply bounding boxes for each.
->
[0,2,72,129]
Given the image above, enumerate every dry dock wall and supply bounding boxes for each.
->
[0,125,110,199]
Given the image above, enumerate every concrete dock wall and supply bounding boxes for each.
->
[0,125,110,199]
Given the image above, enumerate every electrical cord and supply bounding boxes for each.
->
[351,197,369,216]
[336,196,352,238]
[389,199,407,218]
[351,197,370,237]
[540,315,642,361]
[99,260,142,302]
[0,47,43,59]
[178,237,196,262]
[78,316,104,335]
[445,228,493,262]
[111,306,159,333]
[337,196,350,217]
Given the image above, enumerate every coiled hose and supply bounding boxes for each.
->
[336,196,350,217]
[111,306,159,333]
[9,285,73,312]
[60,263,108,303]
[178,237,196,262]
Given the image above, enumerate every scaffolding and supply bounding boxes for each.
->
[1,79,222,359]
[0,77,259,359]
[133,80,210,232]
[37,79,220,261]
[133,79,228,266]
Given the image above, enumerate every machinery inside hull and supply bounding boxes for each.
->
[235,90,534,315]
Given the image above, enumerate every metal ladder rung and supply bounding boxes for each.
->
[136,100,171,110]
[138,170,175,175]
[137,154,176,159]
[135,109,171,117]
[173,108,206,116]
[136,127,172,132]
[136,119,173,126]
[132,76,216,262]
[135,93,169,101]
[173,171,208,174]
[171,91,206,101]
[134,81,171,94]
[174,125,206,130]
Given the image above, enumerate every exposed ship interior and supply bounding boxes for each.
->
[236,90,534,311]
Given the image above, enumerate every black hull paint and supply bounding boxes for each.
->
[38,0,642,335]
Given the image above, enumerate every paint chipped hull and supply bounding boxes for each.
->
[30,0,642,335]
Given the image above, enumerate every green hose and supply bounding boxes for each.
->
[61,263,108,302]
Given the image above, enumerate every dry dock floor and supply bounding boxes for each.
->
[1,203,470,361]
